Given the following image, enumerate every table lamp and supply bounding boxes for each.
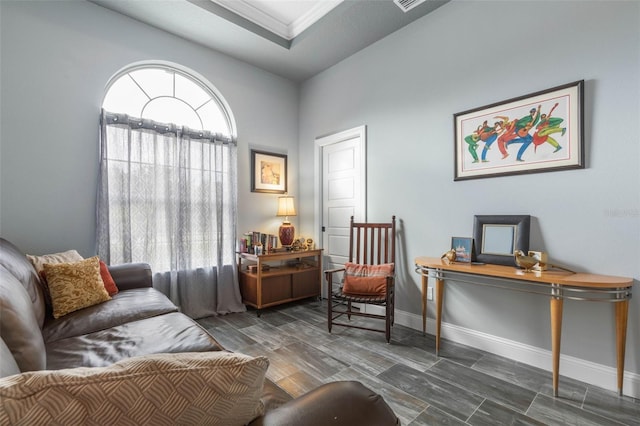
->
[276,195,296,247]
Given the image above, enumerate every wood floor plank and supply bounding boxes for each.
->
[582,386,640,426]
[428,358,537,412]
[277,319,340,346]
[378,363,484,421]
[275,369,326,398]
[471,352,587,404]
[400,331,487,368]
[351,334,439,372]
[320,337,398,376]
[527,394,627,426]
[468,398,547,426]
[408,405,469,426]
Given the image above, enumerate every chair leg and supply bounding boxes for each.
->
[385,303,391,343]
[391,294,395,326]
[347,301,352,320]
[327,283,333,334]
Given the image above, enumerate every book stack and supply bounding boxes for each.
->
[239,232,280,254]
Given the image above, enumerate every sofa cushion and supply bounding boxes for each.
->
[0,238,47,327]
[0,267,47,372]
[43,257,111,319]
[0,338,20,379]
[45,312,224,370]
[42,288,178,343]
[0,352,269,426]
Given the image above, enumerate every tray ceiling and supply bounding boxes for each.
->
[90,0,449,82]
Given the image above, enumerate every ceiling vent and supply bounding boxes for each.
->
[393,0,428,13]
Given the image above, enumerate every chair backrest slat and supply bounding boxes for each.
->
[348,216,396,266]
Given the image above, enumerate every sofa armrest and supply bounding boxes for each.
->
[249,381,400,426]
[107,262,152,291]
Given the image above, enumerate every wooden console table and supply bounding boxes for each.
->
[238,249,322,315]
[414,256,633,396]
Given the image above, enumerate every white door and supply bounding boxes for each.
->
[315,126,366,297]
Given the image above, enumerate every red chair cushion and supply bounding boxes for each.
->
[342,262,394,296]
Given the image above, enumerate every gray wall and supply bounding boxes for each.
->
[298,1,640,378]
[0,0,299,256]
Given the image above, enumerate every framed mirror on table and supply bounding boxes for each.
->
[473,215,530,266]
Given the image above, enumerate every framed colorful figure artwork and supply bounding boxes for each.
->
[251,150,287,194]
[454,80,584,181]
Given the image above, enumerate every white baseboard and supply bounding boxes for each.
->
[364,305,640,398]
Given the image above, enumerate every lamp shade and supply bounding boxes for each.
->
[276,196,296,219]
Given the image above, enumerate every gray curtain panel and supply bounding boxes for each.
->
[96,111,245,318]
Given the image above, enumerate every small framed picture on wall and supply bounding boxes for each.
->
[251,150,287,194]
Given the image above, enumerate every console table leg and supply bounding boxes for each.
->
[435,278,444,356]
[550,286,563,397]
[421,274,428,335]
[615,299,629,396]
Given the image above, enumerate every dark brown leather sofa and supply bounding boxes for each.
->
[0,238,399,425]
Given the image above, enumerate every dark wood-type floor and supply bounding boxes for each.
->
[196,300,639,426]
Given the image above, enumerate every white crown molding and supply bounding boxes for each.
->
[211,0,342,40]
[289,1,343,39]
[213,0,288,39]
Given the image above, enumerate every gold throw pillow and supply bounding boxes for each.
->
[43,256,110,318]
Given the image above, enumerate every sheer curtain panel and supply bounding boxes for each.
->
[96,111,245,318]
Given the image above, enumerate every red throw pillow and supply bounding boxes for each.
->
[342,262,394,296]
[99,260,119,296]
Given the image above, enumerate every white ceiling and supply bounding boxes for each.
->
[90,0,449,82]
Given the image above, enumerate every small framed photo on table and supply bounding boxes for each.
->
[451,237,473,263]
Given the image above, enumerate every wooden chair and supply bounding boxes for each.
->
[325,216,396,343]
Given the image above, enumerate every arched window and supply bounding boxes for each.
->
[102,65,234,136]
[96,64,243,319]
